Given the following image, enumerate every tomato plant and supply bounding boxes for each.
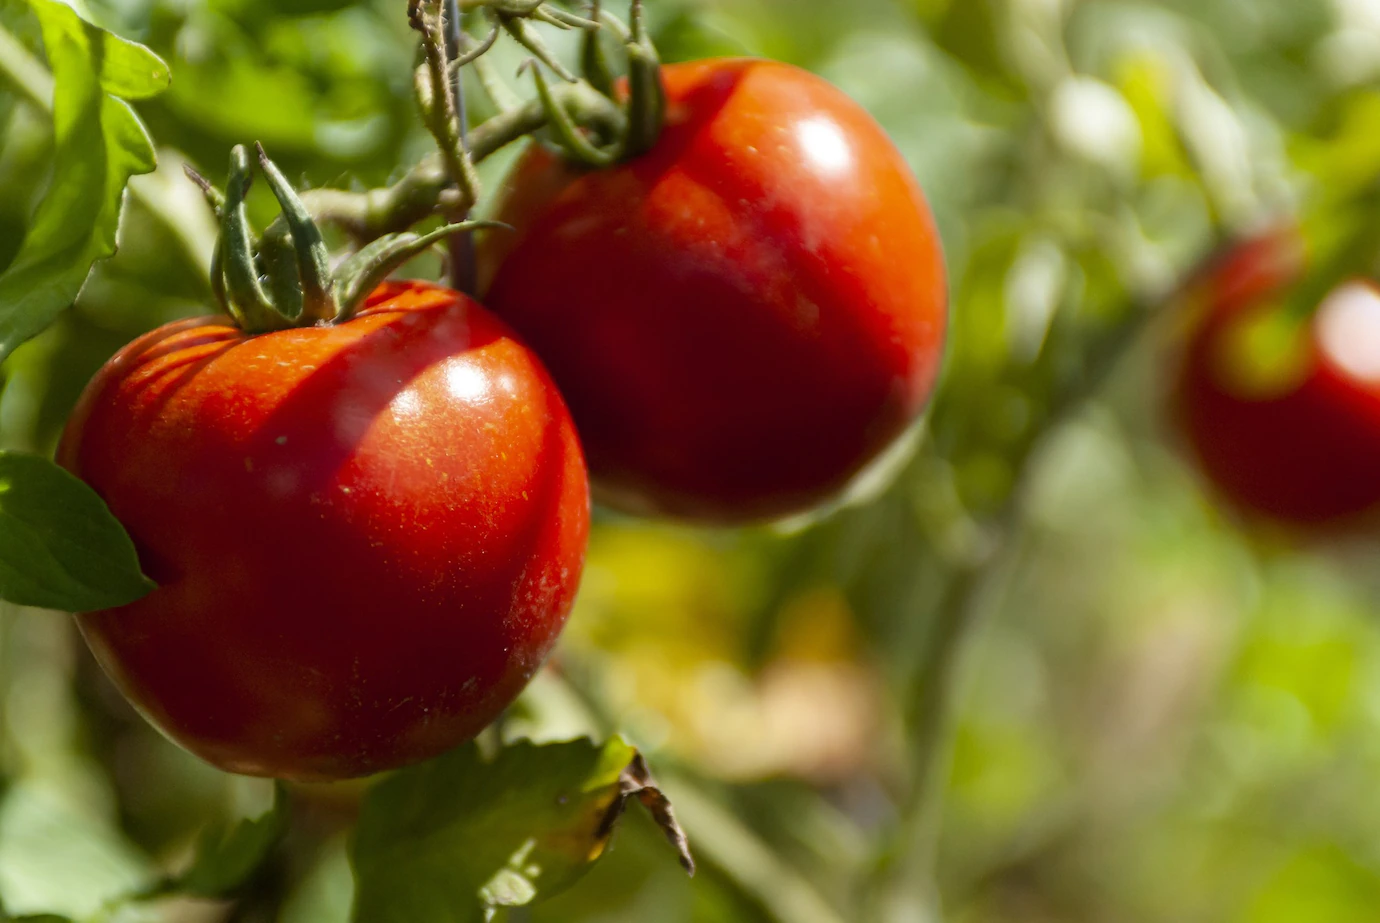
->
[482,58,948,523]
[1174,229,1380,528]
[58,280,590,780]
[9,0,1380,921]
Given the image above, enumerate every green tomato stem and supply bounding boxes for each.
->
[264,81,624,247]
[526,60,617,166]
[443,0,478,297]
[537,6,601,30]
[501,15,579,84]
[448,19,501,75]
[413,0,482,216]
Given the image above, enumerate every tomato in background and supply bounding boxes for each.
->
[59,281,589,781]
[1175,228,1380,528]
[482,58,948,523]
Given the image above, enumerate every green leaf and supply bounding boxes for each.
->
[161,783,289,898]
[0,451,154,611]
[0,0,168,365]
[651,7,752,64]
[0,783,153,920]
[351,738,694,923]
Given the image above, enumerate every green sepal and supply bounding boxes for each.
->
[501,15,578,83]
[332,220,510,322]
[621,0,666,158]
[528,62,617,167]
[581,0,617,98]
[207,240,232,330]
[255,143,337,324]
[258,235,305,323]
[219,146,289,334]
[182,164,225,217]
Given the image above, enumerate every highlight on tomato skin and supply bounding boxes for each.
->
[481,57,949,525]
[1173,229,1380,530]
[57,281,591,781]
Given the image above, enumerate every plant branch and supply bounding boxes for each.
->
[271,81,623,244]
[868,525,1017,922]
[411,0,481,213]
[443,0,478,295]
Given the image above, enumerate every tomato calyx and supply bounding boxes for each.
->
[179,0,670,335]
[185,0,667,332]
[546,0,665,164]
[187,145,502,334]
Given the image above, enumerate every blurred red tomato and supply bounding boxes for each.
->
[483,58,948,523]
[1175,228,1380,527]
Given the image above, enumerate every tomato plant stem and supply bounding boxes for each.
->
[871,535,1016,923]
[413,0,482,214]
[443,0,479,296]
[263,81,622,248]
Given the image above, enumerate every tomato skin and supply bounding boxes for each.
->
[58,281,589,780]
[1175,230,1380,528]
[483,58,948,522]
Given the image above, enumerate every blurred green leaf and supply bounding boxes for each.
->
[280,837,352,923]
[217,0,361,16]
[928,0,1023,97]
[0,0,166,364]
[160,782,288,899]
[352,738,693,923]
[0,783,152,919]
[0,451,154,612]
[1243,845,1380,923]
[651,7,751,63]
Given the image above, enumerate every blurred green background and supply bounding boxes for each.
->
[6,0,1380,921]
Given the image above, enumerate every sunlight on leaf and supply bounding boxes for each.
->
[351,738,692,923]
[0,0,167,364]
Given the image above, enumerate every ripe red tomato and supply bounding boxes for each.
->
[58,281,589,780]
[482,58,948,522]
[1175,228,1380,527]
